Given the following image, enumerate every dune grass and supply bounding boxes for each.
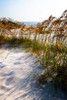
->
[37,43,67,92]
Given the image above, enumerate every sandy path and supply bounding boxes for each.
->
[0,46,67,100]
[0,47,44,100]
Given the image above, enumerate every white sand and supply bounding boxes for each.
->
[0,46,67,100]
[0,47,44,100]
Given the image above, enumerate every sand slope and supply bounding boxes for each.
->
[0,47,44,100]
[0,46,67,100]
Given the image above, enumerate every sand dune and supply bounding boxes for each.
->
[0,46,67,100]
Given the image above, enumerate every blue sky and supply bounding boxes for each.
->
[0,0,67,21]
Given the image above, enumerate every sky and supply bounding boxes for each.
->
[0,0,67,22]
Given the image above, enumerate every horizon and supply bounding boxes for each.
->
[0,0,67,22]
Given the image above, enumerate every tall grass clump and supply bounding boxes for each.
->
[9,36,19,47]
[32,40,43,54]
[37,41,67,92]
[0,34,5,45]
